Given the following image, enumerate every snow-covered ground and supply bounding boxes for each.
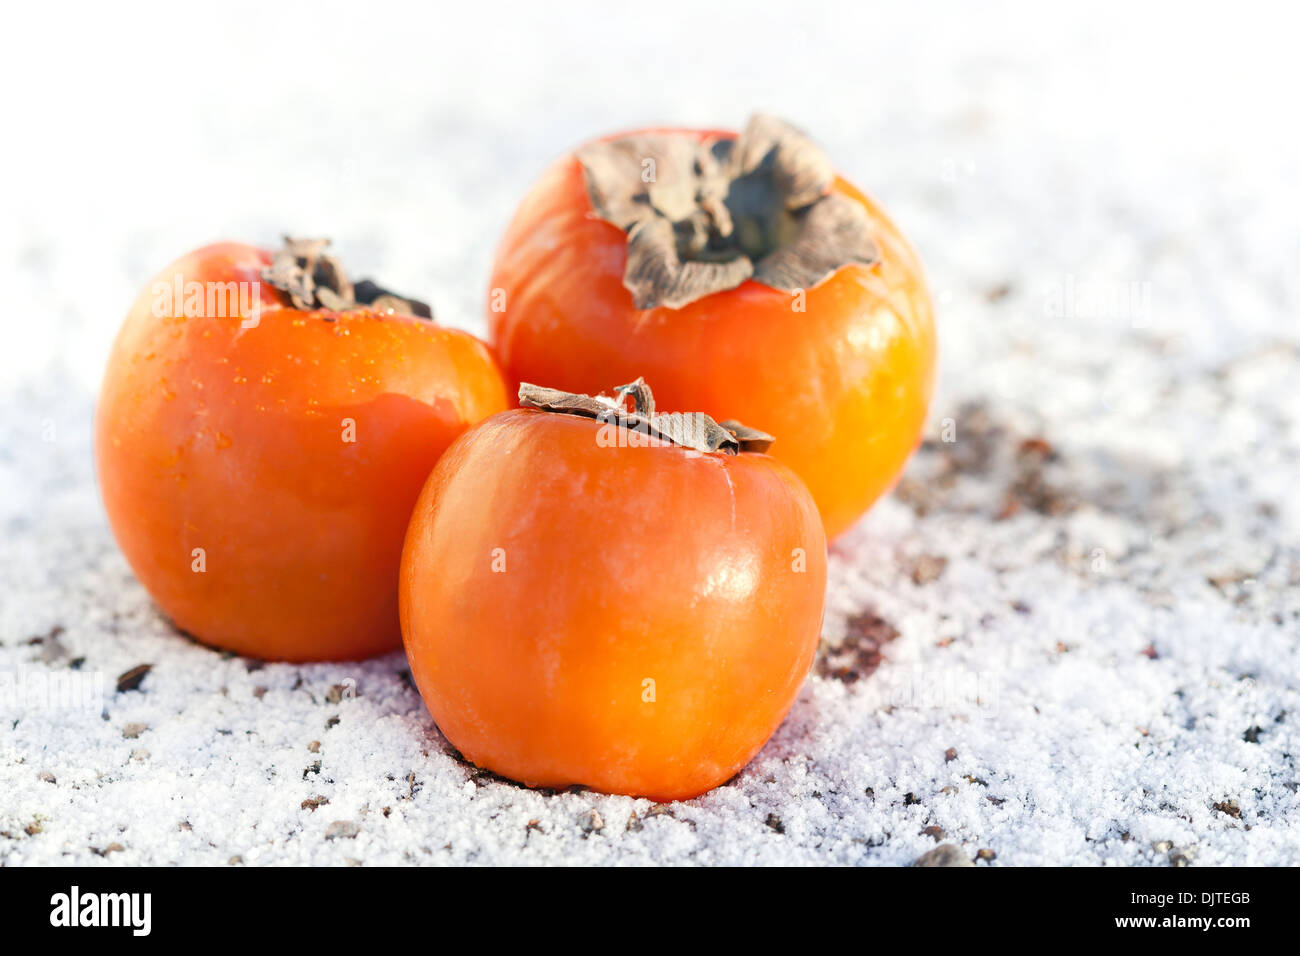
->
[1,1,1297,864]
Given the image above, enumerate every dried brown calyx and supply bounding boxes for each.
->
[518,378,773,456]
[576,114,880,310]
[261,237,433,318]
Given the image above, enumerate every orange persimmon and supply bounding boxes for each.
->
[489,114,936,539]
[399,380,827,800]
[96,239,508,661]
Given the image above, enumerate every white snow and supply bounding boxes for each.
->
[1,1,1297,865]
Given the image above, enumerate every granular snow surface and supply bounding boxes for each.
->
[1,2,1297,865]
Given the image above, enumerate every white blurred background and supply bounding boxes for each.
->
[2,0,1296,393]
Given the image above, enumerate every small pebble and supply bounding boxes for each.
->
[1214,799,1242,819]
[1169,846,1196,867]
[911,554,948,585]
[116,664,152,693]
[913,843,974,867]
[325,820,360,840]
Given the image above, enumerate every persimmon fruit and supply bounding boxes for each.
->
[399,380,827,800]
[96,239,508,661]
[488,114,936,539]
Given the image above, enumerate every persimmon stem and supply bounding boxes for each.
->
[614,378,655,418]
[261,237,433,318]
[518,379,773,455]
[576,115,880,310]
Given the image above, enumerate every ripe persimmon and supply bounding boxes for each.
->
[96,239,508,661]
[489,114,936,539]
[399,379,827,800]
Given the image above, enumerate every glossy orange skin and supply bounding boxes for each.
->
[400,408,827,800]
[489,128,936,539]
[96,243,508,661]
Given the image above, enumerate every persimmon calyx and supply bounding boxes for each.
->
[260,237,433,318]
[576,114,880,310]
[518,379,774,455]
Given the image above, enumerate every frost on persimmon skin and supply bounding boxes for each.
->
[399,407,828,801]
[488,128,936,540]
[95,242,508,662]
